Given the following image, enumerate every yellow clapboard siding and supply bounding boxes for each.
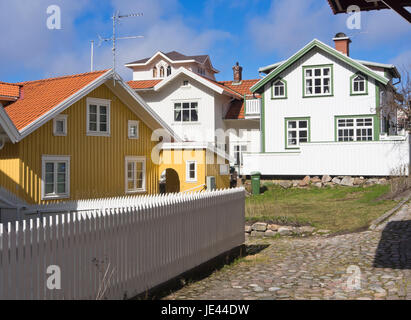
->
[16,84,159,204]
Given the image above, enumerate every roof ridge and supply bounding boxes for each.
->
[15,69,111,85]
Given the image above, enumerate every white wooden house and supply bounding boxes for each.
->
[245,33,409,176]
[125,51,261,173]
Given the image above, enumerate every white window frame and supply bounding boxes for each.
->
[186,161,198,183]
[125,156,146,193]
[174,101,199,123]
[233,144,247,166]
[337,117,374,142]
[41,155,70,200]
[304,65,332,97]
[128,120,139,139]
[86,98,111,136]
[286,119,310,148]
[352,74,366,94]
[273,80,286,98]
[53,114,68,136]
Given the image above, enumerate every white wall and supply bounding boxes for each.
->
[139,74,218,143]
[225,120,261,166]
[243,136,409,176]
[263,47,380,153]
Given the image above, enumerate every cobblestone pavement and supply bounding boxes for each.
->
[165,204,411,300]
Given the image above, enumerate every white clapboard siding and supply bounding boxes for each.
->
[0,188,245,300]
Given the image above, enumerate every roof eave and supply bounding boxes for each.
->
[251,39,390,93]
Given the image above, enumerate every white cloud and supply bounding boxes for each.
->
[247,0,411,59]
[0,0,231,81]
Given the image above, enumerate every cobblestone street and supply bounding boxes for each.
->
[165,204,411,300]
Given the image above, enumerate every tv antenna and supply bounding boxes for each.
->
[95,11,144,78]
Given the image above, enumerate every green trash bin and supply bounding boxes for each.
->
[251,171,261,195]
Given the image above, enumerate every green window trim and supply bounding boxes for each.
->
[284,117,311,149]
[334,114,380,142]
[302,64,334,98]
[271,78,288,100]
[350,72,368,96]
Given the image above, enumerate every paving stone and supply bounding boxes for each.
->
[164,204,411,301]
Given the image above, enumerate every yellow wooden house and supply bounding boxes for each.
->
[0,70,230,205]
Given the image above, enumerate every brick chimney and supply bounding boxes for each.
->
[333,32,352,56]
[232,62,243,83]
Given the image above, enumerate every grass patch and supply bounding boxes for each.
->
[246,183,398,234]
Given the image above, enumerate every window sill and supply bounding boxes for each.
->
[53,133,67,137]
[350,92,368,96]
[271,96,287,100]
[42,194,70,201]
[126,189,146,194]
[172,122,201,126]
[128,136,139,140]
[87,132,111,137]
[186,180,198,183]
[303,94,333,98]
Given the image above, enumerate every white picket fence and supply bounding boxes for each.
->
[0,188,245,300]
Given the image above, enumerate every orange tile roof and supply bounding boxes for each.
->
[127,79,162,89]
[0,82,20,98]
[4,70,109,131]
[218,79,260,96]
[225,100,245,120]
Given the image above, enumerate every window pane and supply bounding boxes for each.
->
[46,162,54,173]
[100,106,107,115]
[288,121,297,129]
[183,109,190,122]
[57,183,66,194]
[299,121,307,129]
[100,123,107,132]
[191,109,198,122]
[305,69,312,77]
[89,105,97,114]
[56,120,64,133]
[174,110,181,122]
[323,68,330,76]
[314,69,321,76]
[89,123,97,131]
[45,183,54,195]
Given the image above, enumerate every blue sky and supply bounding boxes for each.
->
[0,0,410,83]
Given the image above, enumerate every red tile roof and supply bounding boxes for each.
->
[225,100,245,120]
[0,82,20,98]
[218,79,260,96]
[4,70,109,130]
[127,79,162,89]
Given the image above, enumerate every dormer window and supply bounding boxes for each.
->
[351,73,367,95]
[272,79,287,99]
[160,66,165,78]
[167,66,172,77]
[153,67,158,78]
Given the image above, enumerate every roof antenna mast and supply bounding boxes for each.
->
[97,11,144,83]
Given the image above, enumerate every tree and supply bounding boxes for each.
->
[381,67,411,133]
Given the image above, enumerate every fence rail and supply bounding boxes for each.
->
[0,188,245,300]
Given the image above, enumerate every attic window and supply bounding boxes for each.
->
[153,67,158,78]
[167,66,172,77]
[183,80,189,87]
[53,115,67,136]
[160,66,165,78]
[351,74,367,95]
